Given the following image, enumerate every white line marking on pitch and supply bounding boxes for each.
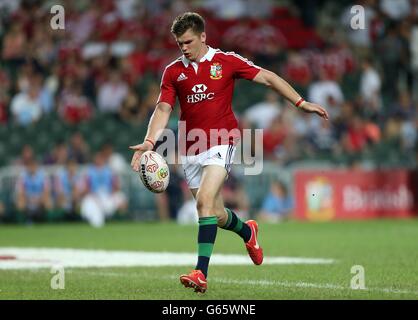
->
[166,276,418,296]
[67,271,418,296]
[0,247,335,270]
[4,265,417,297]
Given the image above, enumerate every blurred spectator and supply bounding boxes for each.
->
[13,70,54,115]
[10,78,43,126]
[53,158,83,221]
[15,158,52,223]
[383,117,402,143]
[244,91,282,129]
[332,101,354,141]
[289,106,315,140]
[80,151,127,227]
[400,118,417,152]
[376,22,404,103]
[16,62,35,93]
[262,115,287,160]
[115,0,140,20]
[398,20,414,93]
[202,0,247,19]
[411,23,418,76]
[282,51,312,87]
[96,10,124,43]
[388,92,416,150]
[44,64,61,97]
[13,144,35,167]
[67,132,91,164]
[221,173,249,220]
[124,40,149,81]
[66,2,99,45]
[294,0,318,28]
[58,81,93,124]
[256,179,293,223]
[27,21,57,70]
[342,116,369,154]
[222,18,286,58]
[156,162,185,221]
[204,0,273,20]
[307,71,344,110]
[97,69,129,113]
[43,141,69,166]
[100,142,128,174]
[274,134,300,165]
[33,73,54,114]
[380,0,410,20]
[390,91,415,119]
[0,88,9,124]
[118,87,143,124]
[0,68,11,123]
[363,116,381,145]
[177,195,198,225]
[308,119,338,153]
[245,0,274,19]
[1,22,26,70]
[359,57,382,115]
[140,81,161,121]
[303,43,355,82]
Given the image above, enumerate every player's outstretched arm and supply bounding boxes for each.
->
[253,69,329,120]
[129,102,172,172]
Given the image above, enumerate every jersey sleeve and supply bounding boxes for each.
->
[230,53,261,80]
[156,66,176,109]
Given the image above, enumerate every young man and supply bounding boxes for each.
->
[130,12,328,293]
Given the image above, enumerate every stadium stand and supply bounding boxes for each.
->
[0,0,416,223]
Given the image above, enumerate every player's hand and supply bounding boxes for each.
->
[129,141,153,172]
[300,102,329,120]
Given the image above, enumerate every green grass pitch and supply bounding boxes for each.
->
[0,219,417,299]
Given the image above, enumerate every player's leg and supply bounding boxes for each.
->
[213,193,227,226]
[194,165,226,273]
[179,165,225,293]
[214,193,250,241]
[213,192,263,265]
[200,143,263,265]
[199,143,263,265]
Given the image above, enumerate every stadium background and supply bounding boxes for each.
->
[0,0,417,225]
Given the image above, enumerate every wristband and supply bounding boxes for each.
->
[145,138,155,149]
[295,98,305,108]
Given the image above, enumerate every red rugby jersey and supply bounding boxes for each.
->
[157,46,261,155]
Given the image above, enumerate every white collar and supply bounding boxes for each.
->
[181,46,216,68]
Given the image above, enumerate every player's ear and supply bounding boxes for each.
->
[200,32,206,44]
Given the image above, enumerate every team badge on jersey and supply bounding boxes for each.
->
[210,63,222,80]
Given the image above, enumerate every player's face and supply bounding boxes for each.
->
[175,29,206,62]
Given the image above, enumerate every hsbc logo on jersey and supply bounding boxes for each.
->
[187,84,214,103]
[192,84,207,93]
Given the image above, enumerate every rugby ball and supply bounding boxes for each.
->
[139,151,170,193]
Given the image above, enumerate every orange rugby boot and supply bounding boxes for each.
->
[179,269,207,293]
[245,220,264,265]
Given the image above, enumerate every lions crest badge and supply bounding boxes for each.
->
[210,62,222,80]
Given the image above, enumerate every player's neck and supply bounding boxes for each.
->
[191,44,209,63]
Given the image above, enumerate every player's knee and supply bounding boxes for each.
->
[196,192,216,216]
[216,212,228,226]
